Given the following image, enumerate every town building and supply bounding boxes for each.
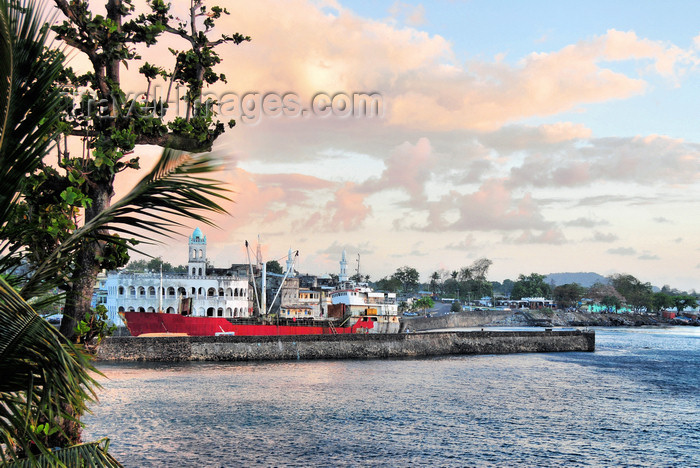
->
[105,228,252,326]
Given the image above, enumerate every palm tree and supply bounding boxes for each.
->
[0,0,229,464]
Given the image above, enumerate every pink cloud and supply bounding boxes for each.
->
[326,182,372,231]
[509,134,700,188]
[361,137,435,201]
[415,179,550,232]
[512,229,567,245]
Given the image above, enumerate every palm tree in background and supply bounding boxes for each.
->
[0,0,229,464]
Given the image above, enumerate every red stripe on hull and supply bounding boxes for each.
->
[121,312,372,337]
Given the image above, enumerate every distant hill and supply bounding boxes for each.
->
[545,272,609,288]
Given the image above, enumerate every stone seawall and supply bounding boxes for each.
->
[97,330,595,362]
[404,309,667,330]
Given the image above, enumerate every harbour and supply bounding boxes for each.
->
[83,327,700,467]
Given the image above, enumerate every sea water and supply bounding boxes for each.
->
[83,327,699,467]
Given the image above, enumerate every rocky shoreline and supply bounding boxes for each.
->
[402,309,693,331]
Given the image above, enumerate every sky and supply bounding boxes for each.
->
[99,0,700,290]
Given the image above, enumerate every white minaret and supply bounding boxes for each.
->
[286,247,294,274]
[339,249,348,282]
[188,227,207,277]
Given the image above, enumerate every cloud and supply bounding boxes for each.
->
[479,123,592,155]
[602,29,696,79]
[360,137,436,202]
[318,241,374,257]
[387,29,699,131]
[654,216,672,223]
[508,135,700,190]
[511,229,567,245]
[589,231,618,243]
[413,179,551,232]
[325,182,372,230]
[638,253,660,260]
[577,194,658,207]
[607,247,637,256]
[388,2,426,26]
[445,234,477,251]
[145,4,698,134]
[566,217,609,228]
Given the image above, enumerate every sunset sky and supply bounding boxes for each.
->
[107,0,700,291]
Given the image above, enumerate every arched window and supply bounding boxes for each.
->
[206,307,214,317]
[217,308,223,317]
[226,307,232,316]
[208,287,216,297]
[166,307,175,314]
[167,287,175,298]
[118,306,125,312]
[148,286,156,297]
[178,287,187,297]
[198,268,202,276]
[138,286,145,297]
[128,307,135,312]
[128,286,136,297]
[147,307,155,312]
[191,267,196,276]
[233,288,238,297]
[226,288,233,297]
[199,249,203,259]
[138,307,145,312]
[191,250,196,259]
[118,286,125,296]
[218,288,224,297]
[198,287,204,296]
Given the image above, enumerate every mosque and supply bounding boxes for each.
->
[104,228,252,326]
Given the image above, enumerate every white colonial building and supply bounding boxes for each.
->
[105,228,251,326]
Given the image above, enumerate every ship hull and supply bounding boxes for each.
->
[120,312,377,337]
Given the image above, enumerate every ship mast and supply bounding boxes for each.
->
[267,250,298,315]
[245,240,262,314]
[159,263,163,313]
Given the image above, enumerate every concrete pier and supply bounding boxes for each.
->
[97,329,595,362]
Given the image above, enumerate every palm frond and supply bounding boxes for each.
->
[0,0,64,223]
[21,148,231,298]
[7,438,124,468]
[0,0,12,145]
[0,275,99,464]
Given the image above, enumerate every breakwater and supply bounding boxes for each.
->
[405,309,666,331]
[96,329,595,362]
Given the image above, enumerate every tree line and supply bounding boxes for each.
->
[369,263,698,313]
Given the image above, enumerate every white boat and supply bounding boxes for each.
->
[329,282,401,333]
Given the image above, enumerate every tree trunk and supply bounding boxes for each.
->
[59,184,111,340]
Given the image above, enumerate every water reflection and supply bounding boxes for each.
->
[85,328,700,467]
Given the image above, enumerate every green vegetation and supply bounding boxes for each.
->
[266,260,283,274]
[413,296,435,314]
[125,256,187,273]
[553,283,585,308]
[375,266,419,293]
[3,0,249,342]
[1,0,239,463]
[427,258,493,301]
[510,273,551,300]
